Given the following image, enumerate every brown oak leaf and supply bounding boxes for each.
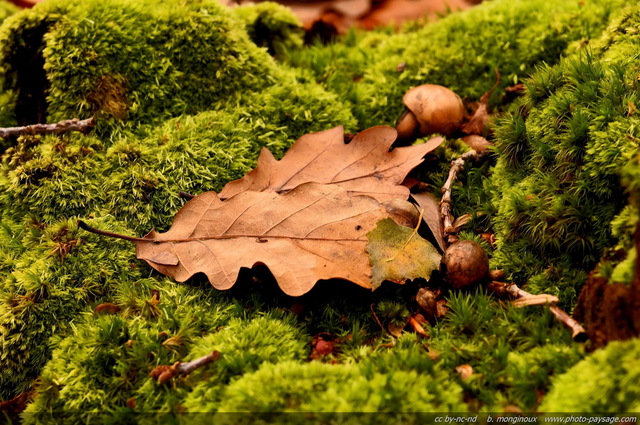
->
[218,125,443,202]
[80,183,419,296]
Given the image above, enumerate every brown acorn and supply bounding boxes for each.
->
[396,84,465,144]
[441,240,489,289]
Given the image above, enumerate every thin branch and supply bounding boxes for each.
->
[512,294,559,307]
[0,117,96,139]
[440,149,488,244]
[150,350,220,384]
[548,305,588,342]
[488,281,587,341]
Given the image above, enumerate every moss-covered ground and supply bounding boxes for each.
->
[0,0,639,422]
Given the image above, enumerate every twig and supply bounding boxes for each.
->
[512,294,560,307]
[440,149,488,243]
[0,117,96,139]
[150,350,220,384]
[488,281,587,341]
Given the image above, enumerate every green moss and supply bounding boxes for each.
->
[213,347,466,416]
[487,6,640,303]
[540,337,640,412]
[281,0,627,130]
[426,289,584,411]
[0,0,281,134]
[232,2,303,58]
[21,277,237,422]
[0,74,354,229]
[0,0,16,20]
[0,217,145,399]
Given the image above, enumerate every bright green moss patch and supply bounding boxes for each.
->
[426,289,584,411]
[540,337,640,412]
[0,76,354,230]
[0,217,145,399]
[0,0,282,134]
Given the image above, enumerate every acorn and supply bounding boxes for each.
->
[441,240,489,289]
[396,84,465,144]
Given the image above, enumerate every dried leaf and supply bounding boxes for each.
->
[218,126,444,202]
[360,0,476,30]
[461,69,500,135]
[82,125,446,296]
[416,287,438,319]
[451,213,473,232]
[366,218,441,289]
[86,183,421,296]
[436,298,449,317]
[411,192,446,252]
[461,134,492,153]
[416,288,449,322]
[310,333,337,359]
[387,321,406,338]
[408,315,429,337]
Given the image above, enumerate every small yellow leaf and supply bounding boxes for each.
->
[367,218,442,289]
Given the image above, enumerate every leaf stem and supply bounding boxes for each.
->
[77,220,149,243]
[385,208,425,262]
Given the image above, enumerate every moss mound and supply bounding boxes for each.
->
[540,337,640,412]
[0,0,638,419]
[488,5,640,308]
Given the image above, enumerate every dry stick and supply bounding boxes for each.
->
[0,117,96,138]
[150,350,220,384]
[440,149,488,243]
[502,282,587,341]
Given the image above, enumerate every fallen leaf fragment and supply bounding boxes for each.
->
[461,135,492,153]
[454,364,473,380]
[387,321,406,338]
[410,192,446,252]
[366,218,441,289]
[461,69,500,135]
[408,315,429,337]
[416,287,449,322]
[94,303,121,314]
[310,333,338,359]
[218,125,444,202]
